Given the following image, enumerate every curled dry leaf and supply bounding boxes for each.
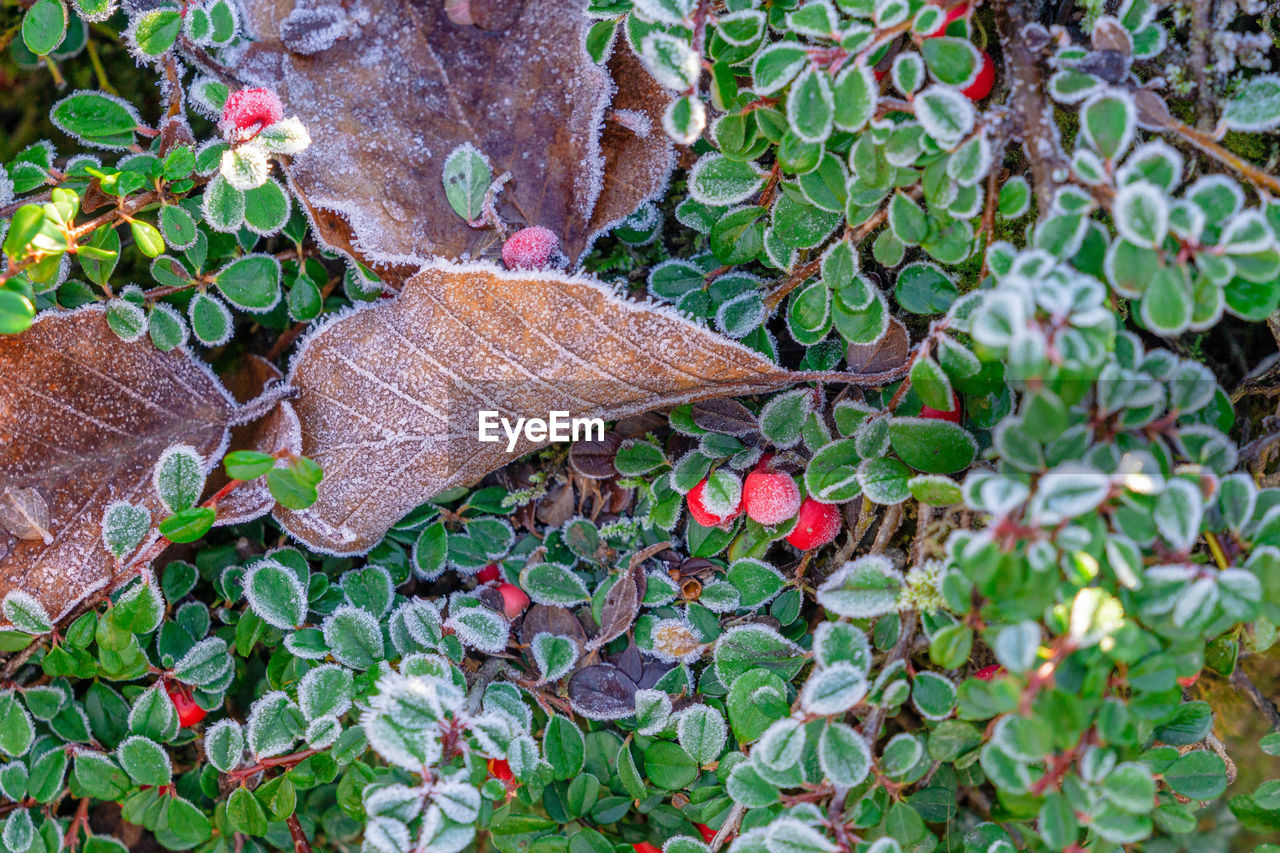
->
[0,309,235,625]
[231,0,675,276]
[0,487,53,544]
[589,551,651,652]
[847,317,911,375]
[690,398,759,436]
[207,355,303,527]
[520,604,588,650]
[275,261,802,555]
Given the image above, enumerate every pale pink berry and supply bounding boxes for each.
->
[502,226,559,270]
[221,88,284,140]
[742,469,802,526]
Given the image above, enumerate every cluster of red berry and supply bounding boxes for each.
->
[687,391,962,549]
[687,460,842,551]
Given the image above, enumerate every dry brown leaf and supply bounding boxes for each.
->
[847,317,911,375]
[590,557,647,652]
[276,262,810,555]
[520,604,588,650]
[231,0,674,275]
[0,309,235,624]
[0,488,53,544]
[207,355,302,526]
[567,663,638,720]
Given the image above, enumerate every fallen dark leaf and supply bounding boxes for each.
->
[521,604,588,649]
[232,0,674,276]
[534,482,577,528]
[0,309,235,624]
[691,398,758,436]
[615,641,645,684]
[847,317,910,375]
[275,261,801,555]
[568,663,638,720]
[569,432,623,481]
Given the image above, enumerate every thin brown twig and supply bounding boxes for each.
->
[762,198,898,312]
[1171,120,1280,196]
[978,130,1010,280]
[228,747,324,781]
[0,190,52,219]
[1188,0,1214,131]
[62,798,91,849]
[286,814,314,853]
[992,0,1063,211]
[861,608,919,743]
[709,803,745,852]
[1230,667,1280,732]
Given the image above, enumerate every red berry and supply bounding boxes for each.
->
[220,87,283,139]
[488,758,515,781]
[695,824,717,844]
[786,499,841,550]
[1177,672,1200,688]
[687,478,739,528]
[742,469,801,526]
[634,844,662,853]
[922,2,969,37]
[477,563,500,583]
[165,682,207,727]
[973,664,1004,681]
[920,392,962,424]
[502,226,560,270]
[961,51,995,101]
[497,582,530,619]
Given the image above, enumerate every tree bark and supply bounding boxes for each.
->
[992,0,1064,212]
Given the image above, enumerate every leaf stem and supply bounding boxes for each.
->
[287,814,314,853]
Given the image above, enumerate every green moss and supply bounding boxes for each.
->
[1222,130,1274,163]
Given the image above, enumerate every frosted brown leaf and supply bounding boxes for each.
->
[208,355,303,527]
[231,0,675,276]
[0,487,53,544]
[0,309,235,625]
[276,262,813,554]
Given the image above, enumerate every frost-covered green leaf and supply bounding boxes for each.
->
[531,632,578,682]
[676,704,726,765]
[442,144,490,222]
[1,591,52,634]
[1223,74,1280,132]
[445,606,509,654]
[816,555,902,618]
[243,559,307,629]
[323,605,386,668]
[101,501,150,559]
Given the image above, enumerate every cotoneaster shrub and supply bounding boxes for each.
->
[1,0,1280,852]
